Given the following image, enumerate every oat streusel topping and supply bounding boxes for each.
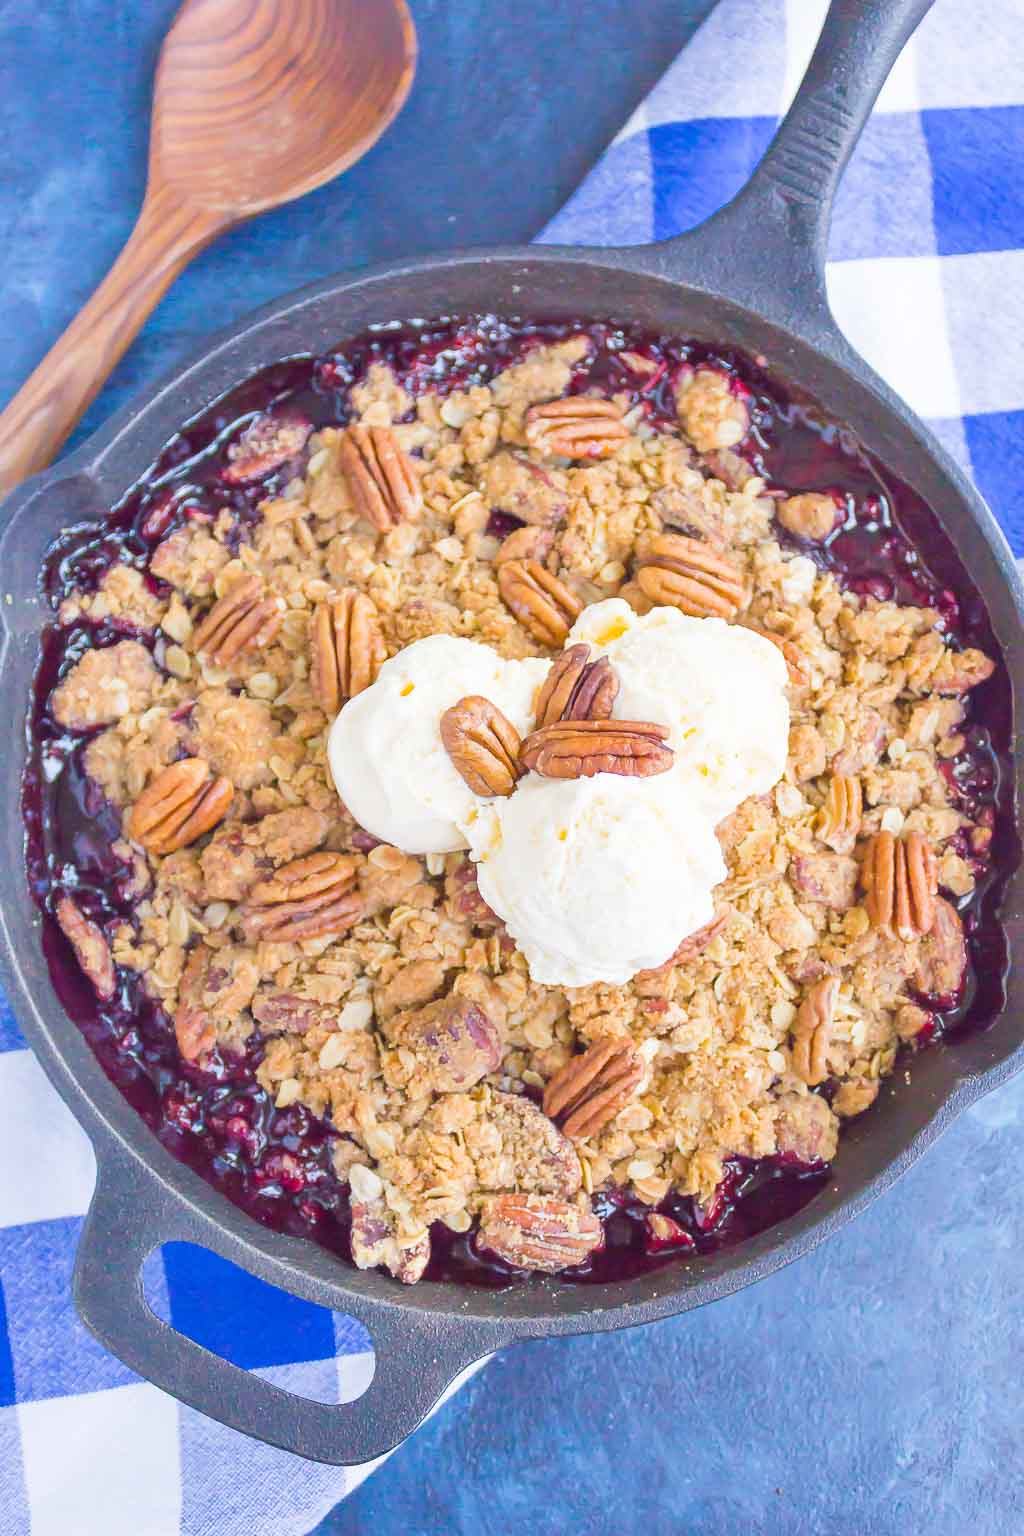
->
[43,329,1001,1284]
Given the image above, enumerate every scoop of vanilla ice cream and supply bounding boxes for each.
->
[328,635,549,854]
[461,773,726,987]
[569,600,790,820]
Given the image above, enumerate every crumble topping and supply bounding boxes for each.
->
[40,329,1001,1283]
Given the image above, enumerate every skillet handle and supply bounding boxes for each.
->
[72,1153,499,1466]
[651,0,935,325]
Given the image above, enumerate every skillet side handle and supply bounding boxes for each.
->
[72,1156,498,1466]
[652,0,935,324]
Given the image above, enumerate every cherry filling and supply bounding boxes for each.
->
[22,318,1016,1289]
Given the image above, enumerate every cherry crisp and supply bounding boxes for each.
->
[24,319,1013,1287]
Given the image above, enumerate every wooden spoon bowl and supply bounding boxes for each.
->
[155,0,417,213]
[0,0,416,499]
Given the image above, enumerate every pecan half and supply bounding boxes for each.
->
[791,975,839,1086]
[127,758,234,855]
[310,589,385,715]
[222,413,312,484]
[498,559,583,646]
[862,830,937,941]
[242,852,362,942]
[636,532,745,618]
[192,574,282,664]
[338,425,422,530]
[543,1037,643,1140]
[476,1194,603,1273]
[913,896,967,1001]
[533,644,619,728]
[55,895,115,1000]
[817,773,863,854]
[440,695,522,796]
[520,719,672,780]
[524,396,629,459]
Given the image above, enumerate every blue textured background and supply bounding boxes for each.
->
[2,3,1023,1532]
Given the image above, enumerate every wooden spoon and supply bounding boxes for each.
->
[0,0,417,500]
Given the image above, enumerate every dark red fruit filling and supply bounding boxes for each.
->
[23,318,1016,1288]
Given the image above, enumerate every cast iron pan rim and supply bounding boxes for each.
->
[3,235,1022,1330]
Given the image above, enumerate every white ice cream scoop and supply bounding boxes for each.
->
[328,634,548,854]
[461,772,726,988]
[569,600,790,820]
[328,604,788,987]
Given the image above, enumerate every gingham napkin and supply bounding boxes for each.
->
[2,1,1021,1531]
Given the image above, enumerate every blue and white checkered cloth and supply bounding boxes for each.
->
[543,0,1024,560]
[2,0,1021,1529]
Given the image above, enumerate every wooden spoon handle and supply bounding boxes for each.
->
[0,185,224,501]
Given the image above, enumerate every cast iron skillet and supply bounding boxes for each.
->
[1,0,1021,1465]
